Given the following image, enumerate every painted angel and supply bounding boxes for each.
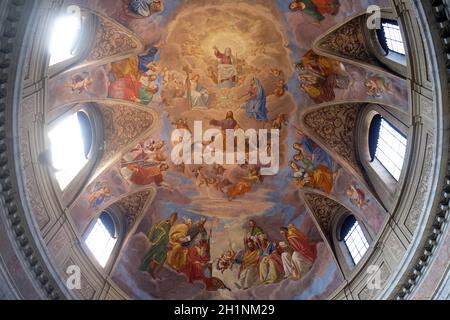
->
[68,73,93,94]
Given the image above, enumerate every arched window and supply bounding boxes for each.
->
[363,12,407,76]
[331,211,373,276]
[369,116,407,181]
[85,212,118,268]
[48,111,93,190]
[377,20,406,56]
[340,215,370,265]
[46,9,97,76]
[48,12,82,66]
[357,105,410,212]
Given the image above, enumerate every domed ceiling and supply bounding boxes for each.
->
[40,0,409,299]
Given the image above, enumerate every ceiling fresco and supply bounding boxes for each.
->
[46,0,408,299]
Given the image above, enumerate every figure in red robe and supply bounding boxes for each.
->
[185,241,211,284]
[127,163,168,186]
[184,233,230,291]
[280,225,317,279]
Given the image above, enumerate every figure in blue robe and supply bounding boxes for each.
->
[300,137,333,169]
[129,0,152,17]
[241,78,268,122]
[138,47,159,74]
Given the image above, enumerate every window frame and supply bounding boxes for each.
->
[331,210,373,278]
[356,104,411,213]
[44,104,104,207]
[380,19,406,56]
[82,207,126,274]
[374,118,408,181]
[363,10,407,77]
[342,216,370,265]
[46,9,98,78]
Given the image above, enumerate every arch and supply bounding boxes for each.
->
[44,104,104,207]
[47,9,144,79]
[363,12,408,76]
[313,11,407,79]
[80,187,156,275]
[0,0,448,301]
[83,207,126,273]
[355,104,412,213]
[46,99,157,210]
[46,8,98,77]
[330,210,372,277]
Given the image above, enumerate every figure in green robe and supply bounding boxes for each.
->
[289,0,325,22]
[138,85,157,105]
[247,219,264,241]
[140,212,178,278]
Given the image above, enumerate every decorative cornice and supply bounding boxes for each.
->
[395,0,450,300]
[0,0,62,300]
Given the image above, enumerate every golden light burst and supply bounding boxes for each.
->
[201,31,252,59]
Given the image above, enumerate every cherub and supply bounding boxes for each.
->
[147,140,165,152]
[347,184,370,209]
[172,118,191,134]
[237,75,247,86]
[210,177,232,193]
[365,75,392,98]
[162,67,173,86]
[173,78,186,98]
[212,164,226,176]
[145,62,159,75]
[272,114,288,130]
[270,68,284,78]
[274,79,288,97]
[145,140,167,163]
[68,73,93,94]
[192,166,208,187]
[207,66,218,84]
[252,41,266,55]
[216,249,237,274]
[88,182,112,209]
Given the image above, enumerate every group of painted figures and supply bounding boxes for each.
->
[139,216,317,291]
[233,220,317,289]
[127,0,163,18]
[128,0,341,22]
[108,47,160,105]
[139,213,229,291]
